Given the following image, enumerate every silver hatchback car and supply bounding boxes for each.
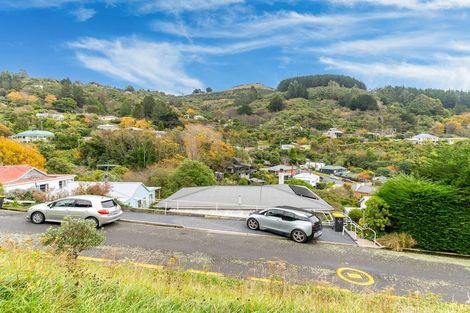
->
[246,207,322,243]
[26,195,123,227]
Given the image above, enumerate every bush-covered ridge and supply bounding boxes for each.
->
[277,74,367,91]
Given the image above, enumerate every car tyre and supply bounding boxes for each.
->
[86,217,100,228]
[31,211,45,224]
[247,218,259,230]
[291,229,308,243]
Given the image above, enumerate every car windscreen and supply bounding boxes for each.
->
[101,200,117,208]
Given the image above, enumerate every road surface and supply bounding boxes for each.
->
[0,209,469,303]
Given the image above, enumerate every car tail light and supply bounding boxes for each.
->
[97,209,109,215]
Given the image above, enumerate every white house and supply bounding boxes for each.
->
[59,181,160,209]
[10,130,55,143]
[97,124,119,131]
[99,115,119,121]
[293,172,320,187]
[0,165,75,193]
[405,133,439,144]
[323,128,344,139]
[280,144,295,150]
[155,131,168,138]
[36,113,64,120]
[301,162,325,171]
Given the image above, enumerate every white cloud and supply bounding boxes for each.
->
[72,7,96,21]
[319,56,470,90]
[136,0,244,14]
[329,0,470,10]
[69,37,204,94]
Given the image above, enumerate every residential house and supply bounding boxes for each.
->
[225,158,253,175]
[0,165,75,193]
[293,172,320,187]
[280,144,295,150]
[300,162,325,171]
[320,165,347,175]
[353,183,376,198]
[59,181,160,209]
[36,113,65,120]
[97,124,119,131]
[127,127,143,132]
[157,184,333,212]
[323,128,344,139]
[265,165,299,178]
[194,115,205,120]
[405,133,439,144]
[99,115,119,121]
[10,130,55,143]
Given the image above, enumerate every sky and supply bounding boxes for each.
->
[0,1,470,94]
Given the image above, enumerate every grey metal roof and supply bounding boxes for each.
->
[157,184,333,211]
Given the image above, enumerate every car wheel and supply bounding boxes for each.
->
[291,229,308,243]
[247,218,259,230]
[31,212,45,224]
[86,217,100,228]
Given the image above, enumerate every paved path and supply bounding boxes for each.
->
[122,211,357,245]
[1,210,469,303]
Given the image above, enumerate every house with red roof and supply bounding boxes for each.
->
[0,165,75,193]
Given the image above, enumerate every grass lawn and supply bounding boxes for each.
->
[0,247,467,313]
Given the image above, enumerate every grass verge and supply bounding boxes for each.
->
[0,247,467,313]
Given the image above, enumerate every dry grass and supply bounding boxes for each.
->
[0,245,466,313]
[378,232,417,251]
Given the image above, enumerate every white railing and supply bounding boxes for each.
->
[342,216,382,247]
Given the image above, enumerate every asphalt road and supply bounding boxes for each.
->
[1,210,469,303]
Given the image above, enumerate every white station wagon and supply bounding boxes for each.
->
[26,195,123,227]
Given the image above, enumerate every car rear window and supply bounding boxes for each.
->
[101,200,117,208]
[74,200,92,208]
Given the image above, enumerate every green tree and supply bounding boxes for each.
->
[132,102,144,119]
[46,157,76,174]
[59,78,73,98]
[364,196,391,231]
[285,80,308,99]
[407,94,447,116]
[268,95,285,112]
[53,97,78,112]
[152,100,181,128]
[41,217,105,258]
[142,95,156,119]
[119,101,132,116]
[169,159,216,192]
[237,103,253,115]
[350,94,378,111]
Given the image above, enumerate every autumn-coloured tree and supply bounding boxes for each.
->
[27,95,39,104]
[7,91,23,102]
[135,119,151,129]
[120,116,136,128]
[180,124,235,170]
[0,137,46,169]
[0,123,12,137]
[44,94,57,104]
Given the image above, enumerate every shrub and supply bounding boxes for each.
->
[73,183,111,196]
[169,159,217,192]
[0,183,4,196]
[377,232,417,252]
[41,216,105,258]
[348,208,363,223]
[377,175,470,254]
[364,196,391,231]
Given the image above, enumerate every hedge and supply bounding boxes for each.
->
[377,175,470,254]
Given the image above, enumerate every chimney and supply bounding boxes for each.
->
[278,169,285,185]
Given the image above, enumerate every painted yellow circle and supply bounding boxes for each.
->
[336,267,375,286]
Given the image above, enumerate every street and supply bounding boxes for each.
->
[1,209,469,303]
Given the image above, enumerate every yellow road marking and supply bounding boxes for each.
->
[187,269,224,277]
[336,268,375,286]
[247,277,282,284]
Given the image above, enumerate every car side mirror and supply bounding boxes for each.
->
[48,202,55,208]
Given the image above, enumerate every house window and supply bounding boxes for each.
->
[39,184,48,192]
